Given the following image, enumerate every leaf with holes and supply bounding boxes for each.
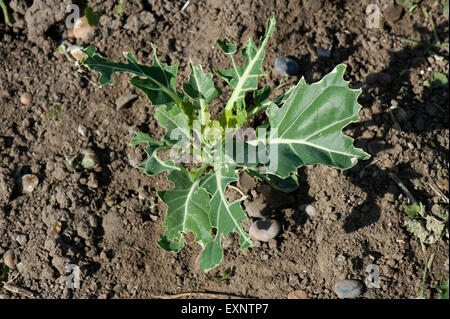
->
[81,16,370,273]
[215,16,275,126]
[246,64,370,177]
[199,163,253,271]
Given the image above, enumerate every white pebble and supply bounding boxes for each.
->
[3,249,16,270]
[78,125,88,137]
[300,204,318,218]
[20,92,33,105]
[249,219,281,242]
[275,56,299,77]
[16,234,27,246]
[21,174,39,194]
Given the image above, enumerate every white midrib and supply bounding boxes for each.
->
[216,170,251,244]
[192,69,207,125]
[224,41,267,112]
[247,138,358,158]
[182,181,198,232]
[89,59,181,104]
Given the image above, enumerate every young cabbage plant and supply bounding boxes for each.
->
[81,16,370,272]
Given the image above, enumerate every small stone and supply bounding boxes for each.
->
[16,234,27,246]
[3,249,16,270]
[78,125,88,137]
[335,279,364,298]
[299,204,318,218]
[21,174,39,193]
[80,149,100,169]
[367,140,386,154]
[275,56,299,77]
[316,46,332,58]
[384,4,403,24]
[249,218,281,242]
[73,16,95,41]
[20,92,33,105]
[288,289,308,299]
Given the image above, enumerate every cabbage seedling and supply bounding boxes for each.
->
[81,16,369,272]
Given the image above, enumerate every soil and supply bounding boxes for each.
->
[0,0,449,299]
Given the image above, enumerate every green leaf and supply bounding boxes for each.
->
[129,131,159,146]
[140,146,179,176]
[438,280,449,299]
[247,170,299,193]
[253,85,271,106]
[0,263,11,282]
[217,39,237,54]
[273,86,295,105]
[0,0,10,26]
[183,63,221,124]
[130,132,179,176]
[248,85,296,118]
[199,163,253,271]
[445,1,449,15]
[215,16,276,125]
[82,45,183,107]
[248,64,370,177]
[248,85,275,117]
[84,7,101,26]
[219,267,234,281]
[404,203,423,219]
[157,168,213,259]
[154,104,191,145]
[430,72,448,89]
[115,0,124,14]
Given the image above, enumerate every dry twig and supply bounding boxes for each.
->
[3,283,38,299]
[151,291,255,299]
[389,172,417,204]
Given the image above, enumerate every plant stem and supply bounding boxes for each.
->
[0,0,10,26]
[429,12,440,45]
[247,103,269,118]
[420,256,429,298]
